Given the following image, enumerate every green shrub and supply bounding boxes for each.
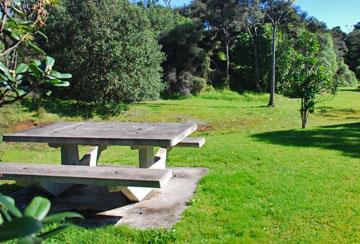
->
[43,0,164,107]
[191,76,207,95]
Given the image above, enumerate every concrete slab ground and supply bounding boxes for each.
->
[7,167,208,229]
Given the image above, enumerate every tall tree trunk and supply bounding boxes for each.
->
[251,37,261,92]
[247,26,261,92]
[268,24,276,107]
[300,98,308,129]
[225,40,230,87]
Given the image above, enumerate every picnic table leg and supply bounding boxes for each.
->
[110,146,171,202]
[37,144,81,196]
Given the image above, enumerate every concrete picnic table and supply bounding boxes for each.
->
[2,122,205,201]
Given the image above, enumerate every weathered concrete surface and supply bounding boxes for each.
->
[3,122,198,147]
[7,167,208,229]
[0,163,172,188]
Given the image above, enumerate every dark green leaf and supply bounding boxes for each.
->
[16,63,28,74]
[49,70,72,79]
[28,62,44,78]
[1,208,12,222]
[0,216,42,242]
[36,31,48,42]
[28,42,46,56]
[0,193,21,218]
[47,79,70,87]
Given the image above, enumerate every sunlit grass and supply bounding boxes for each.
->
[1,87,360,243]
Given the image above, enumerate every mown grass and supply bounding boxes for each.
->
[0,87,360,243]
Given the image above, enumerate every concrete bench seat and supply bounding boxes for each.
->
[177,137,205,148]
[0,163,172,188]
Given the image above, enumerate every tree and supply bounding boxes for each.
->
[345,23,360,79]
[43,0,164,110]
[160,21,209,96]
[241,0,264,91]
[283,31,335,128]
[144,4,191,39]
[260,0,294,107]
[0,0,71,106]
[331,26,348,58]
[190,0,245,86]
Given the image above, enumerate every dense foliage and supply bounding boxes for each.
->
[43,0,165,110]
[345,23,360,79]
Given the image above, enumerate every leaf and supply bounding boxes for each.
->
[0,62,10,76]
[38,225,71,239]
[16,63,28,74]
[36,31,48,42]
[49,70,72,79]
[0,72,9,81]
[16,89,28,96]
[218,51,227,62]
[2,28,20,41]
[44,212,83,223]
[0,193,22,218]
[10,32,21,41]
[47,79,70,87]
[10,6,26,17]
[28,62,44,78]
[1,208,12,222]
[24,196,51,221]
[28,42,46,56]
[0,216,42,242]
[45,56,55,69]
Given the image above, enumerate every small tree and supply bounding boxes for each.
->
[260,0,294,107]
[44,0,164,110]
[284,31,335,128]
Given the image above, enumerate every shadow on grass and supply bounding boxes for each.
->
[252,122,360,158]
[21,98,95,119]
[20,98,127,119]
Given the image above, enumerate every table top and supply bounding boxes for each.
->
[3,122,198,147]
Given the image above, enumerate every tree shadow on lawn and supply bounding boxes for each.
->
[252,122,360,158]
[20,98,128,120]
[20,98,95,119]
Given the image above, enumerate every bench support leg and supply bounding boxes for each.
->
[40,144,81,196]
[111,146,170,202]
[61,144,80,165]
[79,145,107,166]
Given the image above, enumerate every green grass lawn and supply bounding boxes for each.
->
[1,87,360,243]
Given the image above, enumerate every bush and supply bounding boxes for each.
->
[191,76,207,95]
[160,21,210,96]
[43,0,164,106]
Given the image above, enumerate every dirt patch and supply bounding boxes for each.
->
[11,120,52,132]
[198,124,214,132]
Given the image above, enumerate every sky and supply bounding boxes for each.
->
[169,0,360,33]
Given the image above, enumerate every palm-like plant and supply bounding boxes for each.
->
[0,193,82,243]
